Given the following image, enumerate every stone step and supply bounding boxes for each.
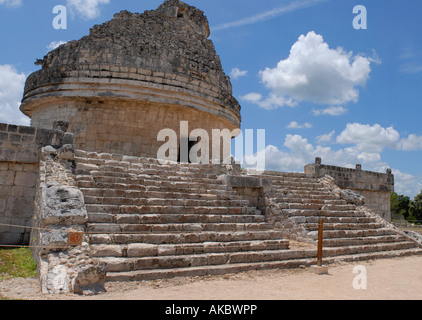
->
[104,257,315,282]
[82,171,224,186]
[87,222,272,234]
[91,239,290,258]
[83,196,251,208]
[322,204,356,211]
[290,216,377,224]
[79,187,243,200]
[249,171,312,179]
[304,222,384,231]
[322,241,420,257]
[74,154,225,175]
[281,209,367,218]
[311,228,400,239]
[287,203,324,210]
[277,189,335,198]
[272,186,327,192]
[271,195,347,205]
[322,235,413,247]
[88,230,285,245]
[99,241,419,274]
[104,247,422,282]
[86,204,259,215]
[77,180,229,192]
[99,248,314,273]
[88,213,266,224]
[271,181,323,188]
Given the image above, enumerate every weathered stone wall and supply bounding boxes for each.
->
[0,122,73,245]
[30,99,238,159]
[304,158,394,220]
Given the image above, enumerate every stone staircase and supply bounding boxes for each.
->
[73,150,422,282]
[254,171,422,262]
[74,150,302,281]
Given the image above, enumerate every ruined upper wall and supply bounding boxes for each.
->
[305,158,394,220]
[304,157,394,193]
[20,0,240,126]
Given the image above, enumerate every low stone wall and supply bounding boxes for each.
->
[0,122,73,245]
[305,158,394,221]
[30,145,106,295]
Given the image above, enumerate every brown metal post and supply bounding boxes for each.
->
[317,220,324,267]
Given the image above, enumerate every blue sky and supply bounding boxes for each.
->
[1,0,422,197]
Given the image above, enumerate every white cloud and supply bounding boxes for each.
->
[0,0,22,7]
[399,134,422,151]
[316,130,335,144]
[246,31,373,110]
[212,0,330,31]
[393,169,422,198]
[67,0,110,20]
[254,134,360,172]
[312,106,348,116]
[242,127,422,197]
[0,65,29,126]
[240,92,297,110]
[46,40,69,51]
[286,121,312,129]
[230,68,248,79]
[336,123,400,154]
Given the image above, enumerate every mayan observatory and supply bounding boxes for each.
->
[0,0,421,295]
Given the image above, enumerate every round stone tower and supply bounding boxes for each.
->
[20,0,241,159]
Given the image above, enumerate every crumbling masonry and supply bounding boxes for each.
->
[0,0,421,295]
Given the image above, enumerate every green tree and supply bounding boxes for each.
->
[409,190,422,224]
[391,192,411,220]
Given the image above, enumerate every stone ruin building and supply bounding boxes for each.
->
[0,0,421,295]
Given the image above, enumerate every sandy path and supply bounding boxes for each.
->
[1,255,421,300]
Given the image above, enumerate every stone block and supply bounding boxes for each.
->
[16,148,39,163]
[310,265,329,275]
[14,171,37,187]
[41,185,88,226]
[19,126,36,135]
[7,125,18,133]
[127,243,158,257]
[0,171,15,186]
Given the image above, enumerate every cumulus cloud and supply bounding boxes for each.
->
[399,134,422,151]
[245,31,373,110]
[316,130,335,144]
[0,0,22,7]
[240,92,297,110]
[230,68,248,80]
[67,0,110,20]
[336,123,400,154]
[249,134,362,173]
[286,121,312,129]
[393,170,422,198]
[312,106,348,116]
[46,40,69,51]
[0,65,29,126]
[241,122,422,197]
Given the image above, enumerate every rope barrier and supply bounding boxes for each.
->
[0,223,55,232]
[0,244,68,249]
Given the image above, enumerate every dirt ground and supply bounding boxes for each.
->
[1,255,421,300]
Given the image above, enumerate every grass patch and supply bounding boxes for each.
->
[0,247,37,281]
